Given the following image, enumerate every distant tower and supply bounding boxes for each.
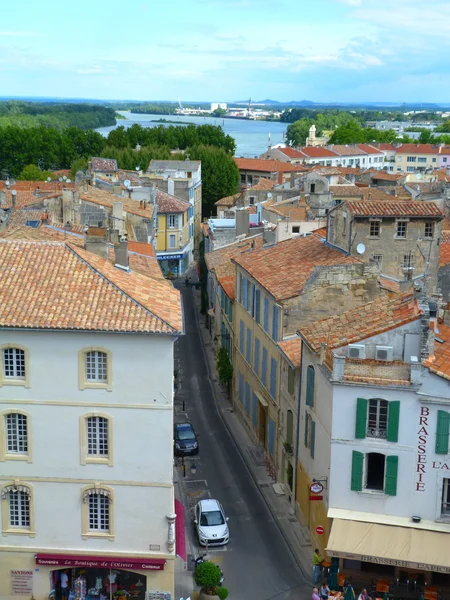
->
[268,132,271,149]
[307,124,316,146]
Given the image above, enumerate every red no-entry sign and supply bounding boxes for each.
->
[316,526,325,535]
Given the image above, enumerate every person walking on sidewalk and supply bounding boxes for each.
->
[313,548,323,584]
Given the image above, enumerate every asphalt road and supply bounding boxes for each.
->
[174,282,308,600]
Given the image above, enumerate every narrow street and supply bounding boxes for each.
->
[174,281,308,600]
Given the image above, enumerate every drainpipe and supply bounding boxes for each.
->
[292,340,304,509]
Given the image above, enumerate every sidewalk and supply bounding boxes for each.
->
[191,284,314,584]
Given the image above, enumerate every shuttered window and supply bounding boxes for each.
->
[239,320,244,354]
[268,418,275,456]
[252,393,258,427]
[272,305,279,341]
[245,382,250,415]
[246,328,252,363]
[254,338,260,376]
[351,451,364,491]
[355,398,368,439]
[355,398,400,442]
[249,283,255,316]
[436,410,450,455]
[310,420,316,459]
[243,277,248,310]
[305,366,315,407]
[270,357,277,399]
[262,347,268,387]
[386,401,400,442]
[255,289,261,324]
[263,297,269,332]
[304,411,310,447]
[385,455,399,496]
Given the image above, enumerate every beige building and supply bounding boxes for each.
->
[395,144,440,172]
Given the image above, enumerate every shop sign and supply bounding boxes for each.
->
[416,406,429,492]
[35,553,165,571]
[328,551,450,573]
[310,482,324,494]
[11,570,33,595]
[157,254,183,261]
[316,526,325,535]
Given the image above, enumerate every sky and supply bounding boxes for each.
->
[1,0,449,103]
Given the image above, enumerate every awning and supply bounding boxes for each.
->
[255,391,268,407]
[175,498,187,561]
[35,553,165,571]
[326,519,450,573]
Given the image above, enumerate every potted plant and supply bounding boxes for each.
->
[194,561,229,600]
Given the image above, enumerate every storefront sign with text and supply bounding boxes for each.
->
[11,570,33,595]
[328,551,450,573]
[416,406,429,491]
[35,554,165,571]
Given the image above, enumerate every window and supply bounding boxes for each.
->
[1,483,34,534]
[272,305,279,341]
[246,327,252,363]
[355,398,400,442]
[87,416,109,457]
[239,320,245,354]
[407,156,416,163]
[288,367,295,396]
[240,174,246,184]
[168,214,177,228]
[403,253,415,270]
[369,221,380,237]
[432,158,437,163]
[169,234,177,249]
[88,493,110,532]
[79,348,112,391]
[436,410,450,454]
[407,167,415,172]
[310,183,316,193]
[255,289,261,324]
[6,413,28,454]
[418,157,427,163]
[442,479,450,516]
[263,297,269,332]
[242,277,248,310]
[305,366,315,407]
[444,157,448,163]
[270,357,277,398]
[372,254,383,268]
[396,221,407,238]
[3,348,25,380]
[249,283,255,316]
[351,451,398,495]
[424,222,434,239]
[249,196,255,205]
[261,347,268,387]
[292,226,300,234]
[254,338,260,375]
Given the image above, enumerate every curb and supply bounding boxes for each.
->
[191,286,310,584]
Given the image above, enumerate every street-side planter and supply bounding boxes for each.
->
[194,561,229,600]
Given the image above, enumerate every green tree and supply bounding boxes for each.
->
[328,121,366,144]
[216,347,233,386]
[212,108,226,117]
[194,561,225,596]
[187,145,240,216]
[436,119,450,133]
[17,164,52,181]
[286,118,317,146]
[70,157,88,180]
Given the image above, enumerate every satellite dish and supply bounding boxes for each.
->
[66,179,71,183]
[356,243,366,255]
[5,180,9,186]
[124,179,131,188]
[11,190,17,196]
[416,173,422,180]
[47,177,51,182]
[267,192,273,199]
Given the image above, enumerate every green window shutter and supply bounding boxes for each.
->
[350,451,364,491]
[436,410,450,455]
[310,420,316,459]
[385,455,399,496]
[355,398,368,439]
[386,401,400,443]
[304,412,309,447]
[306,366,315,407]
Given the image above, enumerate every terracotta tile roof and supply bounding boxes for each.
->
[357,144,384,155]
[278,338,301,368]
[219,274,236,300]
[329,185,363,197]
[0,180,74,192]
[299,291,421,352]
[127,241,156,257]
[442,230,450,243]
[346,200,443,218]
[312,227,327,239]
[264,203,307,220]
[215,193,240,207]
[396,144,440,155]
[300,146,339,158]
[371,172,405,181]
[361,188,397,202]
[5,209,46,229]
[155,189,190,214]
[278,147,307,159]
[312,167,343,176]
[148,159,201,171]
[1,190,50,210]
[80,186,154,219]
[233,235,359,301]
[424,323,450,380]
[0,241,182,333]
[234,158,304,173]
[329,145,366,156]
[246,205,258,214]
[248,179,276,191]
[376,144,397,152]
[439,241,450,266]
[91,157,118,172]
[377,276,401,292]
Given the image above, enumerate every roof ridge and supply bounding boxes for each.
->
[66,243,178,334]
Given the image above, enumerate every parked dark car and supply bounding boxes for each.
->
[174,422,199,456]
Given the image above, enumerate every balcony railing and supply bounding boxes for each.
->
[326,349,414,385]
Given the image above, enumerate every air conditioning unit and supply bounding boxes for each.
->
[376,346,393,361]
[348,344,365,359]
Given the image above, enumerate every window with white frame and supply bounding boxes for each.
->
[396,221,407,238]
[3,348,25,380]
[403,253,415,270]
[86,417,109,457]
[85,351,107,383]
[6,413,28,454]
[8,489,31,528]
[367,398,388,438]
[169,234,177,249]
[424,222,434,239]
[88,493,110,532]
[168,214,177,228]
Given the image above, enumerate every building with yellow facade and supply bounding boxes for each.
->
[155,189,192,276]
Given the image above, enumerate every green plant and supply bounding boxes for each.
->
[216,346,233,386]
[283,441,293,455]
[194,561,222,595]
[216,587,229,600]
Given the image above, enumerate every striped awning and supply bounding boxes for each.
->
[82,488,112,502]
[1,484,31,498]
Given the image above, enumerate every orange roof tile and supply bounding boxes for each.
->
[357,144,384,155]
[346,200,443,218]
[329,185,363,197]
[329,145,365,156]
[234,158,305,173]
[0,240,181,333]
[128,241,156,257]
[155,189,190,214]
[313,227,327,239]
[440,242,450,266]
[0,181,74,192]
[396,144,440,155]
[248,179,276,191]
[442,230,450,243]
[80,186,154,219]
[264,203,307,220]
[278,147,307,159]
[299,291,421,352]
[361,188,396,202]
[278,338,301,368]
[424,323,450,380]
[300,146,339,158]
[234,235,359,301]
[220,274,236,300]
[215,193,240,207]
[371,172,406,182]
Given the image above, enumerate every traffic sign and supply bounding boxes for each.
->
[310,482,324,494]
[316,526,325,535]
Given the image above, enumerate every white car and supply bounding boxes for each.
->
[194,499,229,546]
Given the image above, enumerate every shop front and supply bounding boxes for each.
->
[35,553,171,600]
[156,253,185,278]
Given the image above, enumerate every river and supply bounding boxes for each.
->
[96,111,288,158]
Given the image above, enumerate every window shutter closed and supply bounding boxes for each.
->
[310,420,316,458]
[306,366,315,407]
[351,451,364,491]
[355,398,368,439]
[386,401,400,442]
[436,410,450,455]
[304,412,309,447]
[385,455,399,496]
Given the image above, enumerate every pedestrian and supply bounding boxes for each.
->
[312,588,321,600]
[358,589,371,600]
[320,582,330,600]
[313,548,323,584]
[60,570,69,599]
[346,582,356,600]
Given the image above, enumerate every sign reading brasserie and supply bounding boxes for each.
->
[11,570,33,595]
[416,406,429,491]
[328,552,450,574]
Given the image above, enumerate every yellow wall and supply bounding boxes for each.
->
[296,462,330,557]
[156,212,190,252]
[396,153,438,169]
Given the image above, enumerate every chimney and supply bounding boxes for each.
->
[11,190,17,208]
[112,201,125,235]
[167,177,175,196]
[114,237,129,271]
[84,226,108,259]
[0,190,5,207]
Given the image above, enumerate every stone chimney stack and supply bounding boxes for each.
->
[114,236,129,271]
[112,201,125,235]
[84,226,108,259]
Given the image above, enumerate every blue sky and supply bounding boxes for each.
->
[1,0,449,103]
